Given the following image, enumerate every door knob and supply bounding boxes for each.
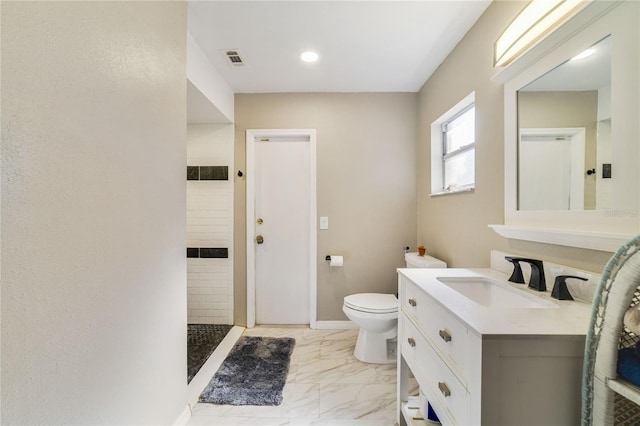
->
[257,218,263,224]
[256,235,264,244]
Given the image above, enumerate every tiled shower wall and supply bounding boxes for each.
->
[187,124,234,324]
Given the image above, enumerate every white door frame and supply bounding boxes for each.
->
[246,129,317,328]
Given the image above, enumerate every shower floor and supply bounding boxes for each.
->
[187,324,233,384]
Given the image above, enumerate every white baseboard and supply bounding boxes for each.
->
[186,325,245,409]
[173,405,191,426]
[315,320,357,330]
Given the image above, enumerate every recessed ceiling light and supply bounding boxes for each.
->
[301,51,319,63]
[572,48,595,61]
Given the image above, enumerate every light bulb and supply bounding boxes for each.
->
[301,51,319,63]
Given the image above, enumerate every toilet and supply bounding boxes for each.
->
[343,293,399,364]
[343,252,447,364]
[404,252,448,269]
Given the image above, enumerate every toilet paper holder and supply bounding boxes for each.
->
[325,255,344,267]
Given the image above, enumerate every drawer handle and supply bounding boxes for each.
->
[407,337,416,347]
[439,329,452,342]
[438,381,451,397]
[408,298,417,307]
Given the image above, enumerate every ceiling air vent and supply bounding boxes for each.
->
[223,50,245,67]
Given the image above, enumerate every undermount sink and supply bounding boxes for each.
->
[437,277,557,309]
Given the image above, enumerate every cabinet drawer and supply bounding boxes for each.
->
[401,315,470,425]
[403,280,469,385]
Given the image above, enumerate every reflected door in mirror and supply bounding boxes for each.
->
[516,36,611,211]
[519,128,585,210]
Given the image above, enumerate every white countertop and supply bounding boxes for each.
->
[398,267,593,337]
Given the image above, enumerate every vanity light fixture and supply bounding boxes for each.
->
[495,0,589,67]
[571,48,595,60]
[301,51,319,63]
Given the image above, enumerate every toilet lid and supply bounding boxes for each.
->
[344,293,398,313]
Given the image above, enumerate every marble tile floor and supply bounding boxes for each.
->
[187,326,404,426]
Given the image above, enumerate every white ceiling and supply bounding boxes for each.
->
[187,1,492,94]
[520,36,611,92]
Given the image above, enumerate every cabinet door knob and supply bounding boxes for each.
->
[439,329,452,342]
[438,382,451,397]
[408,298,417,307]
[407,337,416,347]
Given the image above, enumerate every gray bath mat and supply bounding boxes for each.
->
[199,336,296,406]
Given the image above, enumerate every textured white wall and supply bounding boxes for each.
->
[2,2,188,424]
[187,125,235,324]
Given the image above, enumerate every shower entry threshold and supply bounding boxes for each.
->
[186,325,244,408]
[188,324,233,383]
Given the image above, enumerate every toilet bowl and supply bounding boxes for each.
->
[343,253,446,364]
[343,293,398,364]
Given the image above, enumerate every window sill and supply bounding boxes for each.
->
[430,187,475,197]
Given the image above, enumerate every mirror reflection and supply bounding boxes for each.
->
[517,36,611,211]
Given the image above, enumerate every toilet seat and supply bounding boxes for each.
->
[344,293,398,314]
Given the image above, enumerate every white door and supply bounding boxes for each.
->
[247,131,316,326]
[519,136,571,210]
[519,128,585,210]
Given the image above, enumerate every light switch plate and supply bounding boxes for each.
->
[320,216,329,230]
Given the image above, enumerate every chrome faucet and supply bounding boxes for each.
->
[505,257,547,292]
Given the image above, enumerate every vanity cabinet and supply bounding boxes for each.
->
[397,271,588,426]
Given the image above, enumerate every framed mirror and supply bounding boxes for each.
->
[517,36,611,211]
[491,1,639,251]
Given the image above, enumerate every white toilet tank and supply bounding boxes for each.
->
[405,252,447,268]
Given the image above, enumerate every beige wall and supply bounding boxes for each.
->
[518,90,598,209]
[232,2,618,327]
[2,2,188,424]
[234,93,418,323]
[417,1,612,271]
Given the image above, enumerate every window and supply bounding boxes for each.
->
[431,92,475,195]
[442,105,475,190]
